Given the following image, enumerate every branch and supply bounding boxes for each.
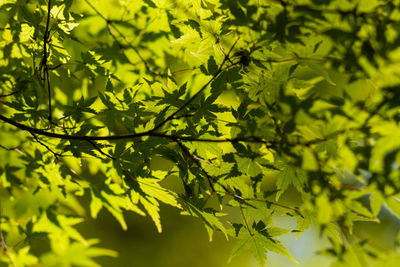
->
[175,140,215,192]
[264,57,326,63]
[0,88,23,98]
[41,0,52,122]
[150,38,241,132]
[0,144,20,151]
[86,140,116,160]
[0,114,274,143]
[236,196,299,212]
[83,0,160,76]
[0,113,358,148]
[174,139,297,214]
[29,132,61,159]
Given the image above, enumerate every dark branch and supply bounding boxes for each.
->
[0,113,276,144]
[0,144,19,151]
[0,88,23,98]
[30,132,61,159]
[42,0,52,122]
[0,113,355,147]
[175,140,215,192]
[237,196,299,211]
[86,140,116,160]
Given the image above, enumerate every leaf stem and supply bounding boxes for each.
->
[239,204,253,236]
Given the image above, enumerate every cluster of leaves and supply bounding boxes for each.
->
[1,0,400,266]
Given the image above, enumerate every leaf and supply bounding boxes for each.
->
[105,79,114,92]
[386,197,400,219]
[90,190,103,219]
[296,213,312,239]
[275,163,297,201]
[4,0,400,265]
[180,199,228,241]
[370,191,384,216]
[141,196,162,232]
[324,223,342,245]
[207,56,218,75]
[143,0,157,8]
[305,62,336,85]
[98,92,114,109]
[9,246,38,266]
[230,224,297,266]
[138,178,179,207]
[316,193,333,224]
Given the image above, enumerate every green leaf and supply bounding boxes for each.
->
[143,0,157,8]
[296,213,312,239]
[386,197,400,219]
[90,191,103,219]
[275,163,297,201]
[370,191,384,217]
[180,199,228,241]
[230,223,297,266]
[207,56,218,75]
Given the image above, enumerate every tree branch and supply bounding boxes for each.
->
[0,113,357,148]
[175,140,215,192]
[0,113,271,143]
[41,0,52,122]
[86,140,116,160]
[150,38,241,132]
[83,0,160,76]
[30,132,61,159]
[0,88,23,98]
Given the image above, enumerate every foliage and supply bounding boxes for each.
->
[1,0,400,266]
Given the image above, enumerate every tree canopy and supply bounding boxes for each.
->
[1,0,400,266]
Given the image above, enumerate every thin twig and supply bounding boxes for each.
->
[265,57,325,63]
[30,132,61,159]
[238,196,299,211]
[200,191,214,210]
[42,0,52,122]
[86,140,116,160]
[151,38,241,132]
[0,144,20,151]
[174,139,298,213]
[175,140,215,192]
[83,0,160,76]
[0,88,23,98]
